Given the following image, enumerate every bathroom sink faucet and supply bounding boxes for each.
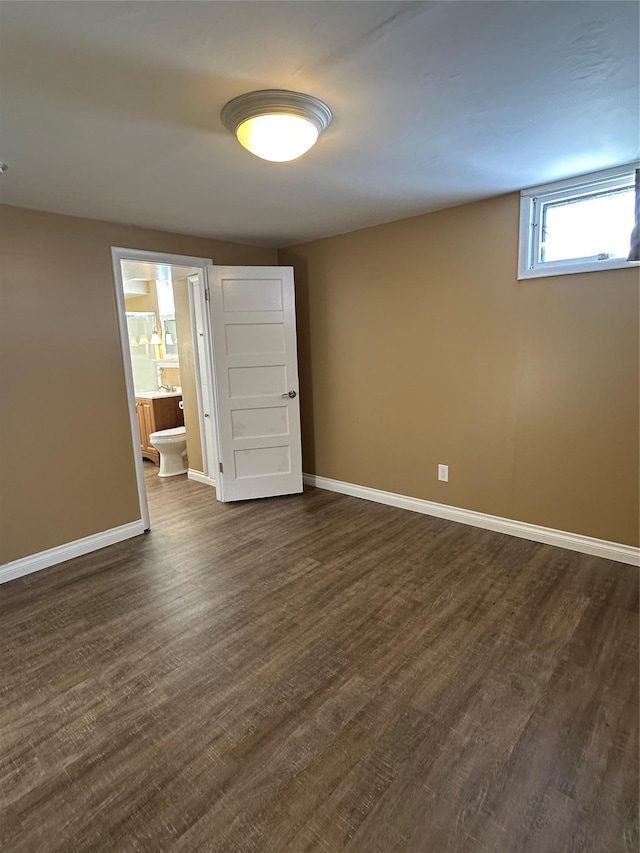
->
[159,384,177,392]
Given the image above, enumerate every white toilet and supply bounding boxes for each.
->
[149,426,188,477]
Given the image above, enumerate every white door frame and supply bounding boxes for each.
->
[111,247,219,528]
[187,271,219,488]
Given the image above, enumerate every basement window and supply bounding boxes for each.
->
[518,164,638,279]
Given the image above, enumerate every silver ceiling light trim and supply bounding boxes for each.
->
[221,89,332,136]
[221,89,332,162]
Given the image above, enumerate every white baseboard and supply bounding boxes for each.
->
[303,474,640,567]
[188,469,217,488]
[0,520,146,585]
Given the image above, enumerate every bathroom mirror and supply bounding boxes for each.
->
[156,280,178,357]
[125,311,159,392]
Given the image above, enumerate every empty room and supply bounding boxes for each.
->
[0,2,638,851]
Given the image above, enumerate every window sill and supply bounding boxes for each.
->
[517,258,639,281]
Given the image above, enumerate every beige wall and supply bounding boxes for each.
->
[2,196,637,564]
[124,285,160,322]
[0,204,276,564]
[173,277,203,473]
[159,365,181,387]
[280,193,640,546]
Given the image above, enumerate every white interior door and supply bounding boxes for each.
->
[207,265,303,501]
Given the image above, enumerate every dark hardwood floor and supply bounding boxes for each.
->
[1,464,638,852]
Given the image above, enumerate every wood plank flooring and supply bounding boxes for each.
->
[1,465,638,852]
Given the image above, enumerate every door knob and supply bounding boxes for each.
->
[282,390,297,398]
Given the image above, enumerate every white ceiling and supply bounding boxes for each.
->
[121,260,172,284]
[0,1,637,247]
[121,260,195,281]
[120,260,196,293]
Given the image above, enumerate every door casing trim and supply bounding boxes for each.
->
[111,247,218,528]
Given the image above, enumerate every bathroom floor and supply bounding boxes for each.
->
[1,472,638,852]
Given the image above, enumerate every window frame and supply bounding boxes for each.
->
[517,163,639,280]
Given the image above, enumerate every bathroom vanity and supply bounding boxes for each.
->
[135,392,184,465]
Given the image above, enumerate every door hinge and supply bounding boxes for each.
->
[205,287,210,302]
[219,462,223,473]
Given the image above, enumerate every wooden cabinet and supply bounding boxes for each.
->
[135,395,184,465]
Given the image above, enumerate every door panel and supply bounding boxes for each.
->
[234,445,291,479]
[225,323,285,354]
[231,406,289,439]
[228,365,287,398]
[221,278,283,312]
[208,265,303,501]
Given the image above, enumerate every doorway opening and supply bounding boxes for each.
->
[111,249,219,529]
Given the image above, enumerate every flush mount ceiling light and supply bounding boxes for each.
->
[221,89,332,162]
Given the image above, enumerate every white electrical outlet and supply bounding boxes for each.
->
[438,464,449,482]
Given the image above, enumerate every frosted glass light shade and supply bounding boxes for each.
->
[221,90,332,163]
[149,330,163,345]
[236,114,319,162]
